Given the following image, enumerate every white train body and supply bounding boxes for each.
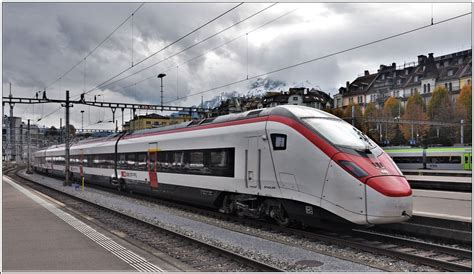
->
[33,105,412,226]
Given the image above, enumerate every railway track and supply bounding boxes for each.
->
[13,167,472,272]
[182,208,472,272]
[4,167,283,272]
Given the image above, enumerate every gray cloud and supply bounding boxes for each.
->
[3,2,471,130]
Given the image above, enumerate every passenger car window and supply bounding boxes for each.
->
[271,134,287,150]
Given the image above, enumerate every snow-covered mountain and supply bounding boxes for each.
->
[198,90,241,109]
[194,78,320,109]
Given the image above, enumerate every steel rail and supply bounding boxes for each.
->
[7,167,283,272]
[15,168,472,272]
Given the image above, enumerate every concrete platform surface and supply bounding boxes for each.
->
[2,176,180,272]
[413,189,472,222]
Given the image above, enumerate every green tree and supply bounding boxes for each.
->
[400,91,430,144]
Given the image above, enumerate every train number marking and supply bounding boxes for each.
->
[305,205,314,215]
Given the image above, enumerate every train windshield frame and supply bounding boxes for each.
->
[303,117,377,151]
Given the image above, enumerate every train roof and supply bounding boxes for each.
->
[34,105,339,153]
[126,105,338,138]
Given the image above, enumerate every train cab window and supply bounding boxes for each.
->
[270,134,287,150]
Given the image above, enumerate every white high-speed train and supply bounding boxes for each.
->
[33,105,413,226]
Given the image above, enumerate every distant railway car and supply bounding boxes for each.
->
[32,105,413,227]
[385,147,472,170]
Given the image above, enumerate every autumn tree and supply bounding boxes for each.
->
[427,86,455,145]
[457,83,472,119]
[331,107,344,118]
[363,102,381,142]
[382,97,405,144]
[400,91,430,143]
[456,83,472,143]
[383,96,404,118]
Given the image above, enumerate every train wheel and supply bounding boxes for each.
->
[117,179,126,192]
[270,205,290,226]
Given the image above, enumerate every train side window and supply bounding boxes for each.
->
[450,156,461,164]
[137,153,147,171]
[210,150,227,167]
[82,155,88,166]
[270,134,287,150]
[172,152,184,169]
[107,154,116,169]
[428,156,461,164]
[126,153,136,170]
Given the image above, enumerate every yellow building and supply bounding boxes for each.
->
[460,77,472,90]
[128,113,192,131]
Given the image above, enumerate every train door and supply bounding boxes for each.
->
[246,137,261,189]
[148,142,159,189]
[463,153,472,170]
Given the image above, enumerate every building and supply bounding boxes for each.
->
[338,49,472,111]
[3,116,44,162]
[338,70,378,112]
[212,87,333,116]
[262,87,333,109]
[128,113,193,131]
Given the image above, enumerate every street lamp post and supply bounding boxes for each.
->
[158,73,166,112]
[80,110,85,132]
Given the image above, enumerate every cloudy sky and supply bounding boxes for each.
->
[2,2,471,130]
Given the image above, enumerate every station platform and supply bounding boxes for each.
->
[2,176,186,272]
[412,189,471,222]
[406,175,472,192]
[406,175,472,184]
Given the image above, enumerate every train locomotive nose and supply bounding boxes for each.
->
[330,150,413,225]
[365,176,413,225]
[366,176,412,198]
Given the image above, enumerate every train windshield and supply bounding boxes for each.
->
[303,118,376,151]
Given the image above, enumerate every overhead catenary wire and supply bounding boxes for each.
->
[89,2,276,94]
[38,2,239,123]
[165,11,472,105]
[37,2,146,122]
[85,3,245,95]
[98,3,289,96]
[44,2,145,91]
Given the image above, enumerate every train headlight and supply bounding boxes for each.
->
[338,160,368,178]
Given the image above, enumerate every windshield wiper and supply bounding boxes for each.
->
[353,128,373,153]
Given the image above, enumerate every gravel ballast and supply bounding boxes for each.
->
[19,171,438,271]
